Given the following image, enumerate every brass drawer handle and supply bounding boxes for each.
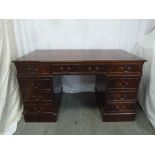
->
[88,66,92,71]
[67,66,71,71]
[27,67,32,71]
[35,98,40,101]
[60,66,64,71]
[122,65,132,72]
[124,82,128,86]
[118,81,128,87]
[35,67,39,71]
[118,82,123,86]
[120,65,132,72]
[116,105,126,110]
[32,94,42,100]
[95,66,99,71]
[116,105,119,109]
[38,95,42,99]
[33,95,42,101]
[126,66,131,70]
[120,94,128,99]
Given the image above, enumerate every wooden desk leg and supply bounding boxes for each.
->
[52,75,63,122]
[95,75,107,121]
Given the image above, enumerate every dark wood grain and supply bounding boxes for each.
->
[13,49,146,122]
[14,49,146,62]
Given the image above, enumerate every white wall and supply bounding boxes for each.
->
[14,19,155,92]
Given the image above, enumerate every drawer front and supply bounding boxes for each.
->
[51,65,107,73]
[109,64,141,74]
[105,102,135,113]
[19,78,52,90]
[24,112,57,122]
[108,78,140,89]
[16,63,50,76]
[22,91,53,102]
[52,65,77,73]
[24,104,55,113]
[80,65,107,73]
[107,91,137,101]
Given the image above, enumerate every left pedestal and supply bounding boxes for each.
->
[15,63,60,122]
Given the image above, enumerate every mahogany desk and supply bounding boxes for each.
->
[13,49,146,122]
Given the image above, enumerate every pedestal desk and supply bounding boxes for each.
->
[13,49,146,122]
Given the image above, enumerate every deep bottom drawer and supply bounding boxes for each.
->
[24,112,57,122]
[105,102,136,113]
[24,104,56,113]
[102,112,136,122]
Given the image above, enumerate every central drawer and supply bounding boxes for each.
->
[22,90,53,102]
[51,64,107,73]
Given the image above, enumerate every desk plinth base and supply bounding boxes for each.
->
[102,112,136,122]
[24,112,57,122]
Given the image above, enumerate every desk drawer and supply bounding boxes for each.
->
[22,90,53,102]
[108,78,140,89]
[107,91,137,101]
[24,104,55,113]
[105,102,135,113]
[52,65,77,73]
[19,78,52,90]
[51,65,107,73]
[79,65,107,73]
[24,112,57,122]
[16,63,50,76]
[109,64,141,74]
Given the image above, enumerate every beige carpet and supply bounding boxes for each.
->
[14,93,155,135]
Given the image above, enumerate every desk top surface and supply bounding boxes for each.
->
[14,49,146,63]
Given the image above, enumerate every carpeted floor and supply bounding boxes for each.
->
[14,93,155,135]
